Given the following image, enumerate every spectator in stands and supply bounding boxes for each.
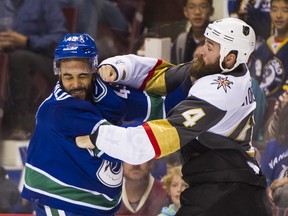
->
[0,0,67,139]
[0,166,20,213]
[260,92,288,208]
[59,0,129,39]
[261,92,288,208]
[229,0,272,48]
[151,151,182,180]
[158,165,188,216]
[171,0,214,64]
[116,160,170,215]
[249,0,288,102]
[247,0,288,140]
[165,152,182,174]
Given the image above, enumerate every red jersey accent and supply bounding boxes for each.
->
[142,123,161,158]
[139,59,163,90]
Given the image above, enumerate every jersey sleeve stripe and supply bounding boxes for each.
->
[142,122,161,158]
[143,120,181,158]
[140,59,162,90]
[140,60,174,95]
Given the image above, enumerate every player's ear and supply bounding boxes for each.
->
[224,53,237,69]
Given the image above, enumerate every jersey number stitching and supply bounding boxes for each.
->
[182,108,205,127]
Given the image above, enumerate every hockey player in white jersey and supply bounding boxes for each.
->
[77,18,272,215]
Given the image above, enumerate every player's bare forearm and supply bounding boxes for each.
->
[76,135,95,149]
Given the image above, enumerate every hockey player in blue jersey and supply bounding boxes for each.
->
[21,33,192,215]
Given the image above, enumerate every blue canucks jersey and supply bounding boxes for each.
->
[22,55,191,215]
[250,35,288,99]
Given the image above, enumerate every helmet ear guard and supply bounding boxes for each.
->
[53,33,99,75]
[204,17,256,72]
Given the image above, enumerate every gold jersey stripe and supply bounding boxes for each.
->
[146,119,180,158]
[144,61,174,95]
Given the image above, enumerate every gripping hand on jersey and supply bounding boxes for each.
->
[98,65,118,83]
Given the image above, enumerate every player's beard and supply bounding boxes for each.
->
[60,81,93,100]
[190,54,222,80]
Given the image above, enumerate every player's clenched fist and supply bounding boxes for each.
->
[98,65,117,82]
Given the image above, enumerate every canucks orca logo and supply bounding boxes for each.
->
[211,76,233,93]
[258,57,285,97]
[97,160,123,188]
